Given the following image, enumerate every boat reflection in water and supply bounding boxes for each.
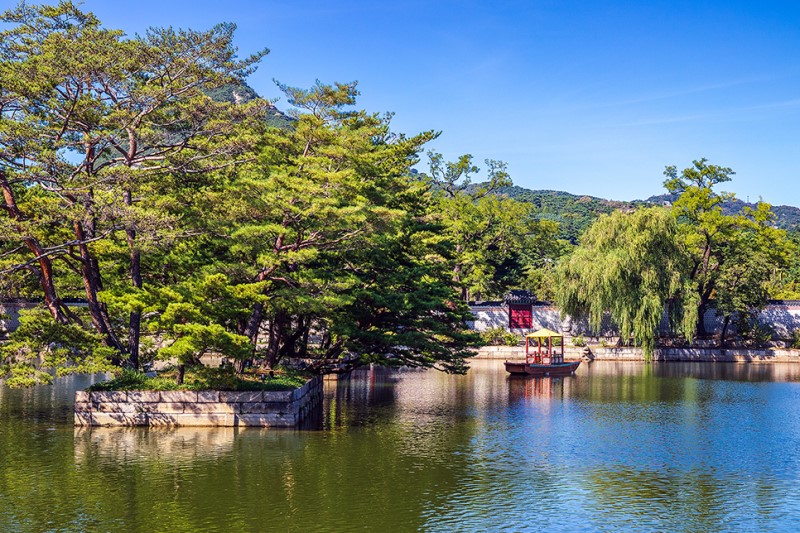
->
[507,375,574,404]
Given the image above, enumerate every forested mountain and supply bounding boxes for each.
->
[500,186,800,242]
[497,187,637,242]
[207,82,295,129]
[646,193,800,229]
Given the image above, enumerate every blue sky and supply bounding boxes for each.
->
[8,0,800,205]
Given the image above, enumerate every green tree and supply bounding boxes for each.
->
[0,5,483,386]
[556,207,695,359]
[710,203,793,345]
[143,275,253,384]
[0,308,116,387]
[664,159,793,340]
[0,1,266,367]
[768,229,800,299]
[197,81,477,373]
[321,180,479,374]
[220,81,424,367]
[423,153,555,301]
[521,237,572,302]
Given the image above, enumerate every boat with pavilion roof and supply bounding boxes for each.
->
[504,328,581,376]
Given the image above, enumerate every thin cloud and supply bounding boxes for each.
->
[613,98,800,127]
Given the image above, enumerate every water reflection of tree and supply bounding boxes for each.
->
[0,368,485,531]
[575,363,692,405]
[4,363,800,530]
[653,361,800,382]
[585,360,800,383]
[263,365,483,531]
[322,366,401,430]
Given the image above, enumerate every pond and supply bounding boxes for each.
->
[2,360,800,532]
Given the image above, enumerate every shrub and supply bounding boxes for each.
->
[1,308,117,387]
[739,319,775,347]
[792,329,800,349]
[503,332,521,346]
[88,365,309,391]
[480,327,507,346]
[571,335,586,347]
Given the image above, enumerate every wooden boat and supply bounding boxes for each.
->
[504,360,580,376]
[504,328,581,376]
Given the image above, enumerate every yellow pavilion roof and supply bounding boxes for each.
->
[525,328,562,338]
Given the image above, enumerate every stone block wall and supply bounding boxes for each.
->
[74,376,323,427]
[468,305,566,333]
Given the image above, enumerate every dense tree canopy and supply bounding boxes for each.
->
[557,159,796,355]
[665,159,794,340]
[0,0,267,373]
[2,3,796,386]
[2,1,528,385]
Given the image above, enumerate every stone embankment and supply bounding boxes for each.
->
[74,376,322,427]
[474,346,800,362]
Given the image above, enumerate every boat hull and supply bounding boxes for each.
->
[504,360,581,376]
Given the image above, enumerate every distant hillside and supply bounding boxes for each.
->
[202,86,800,240]
[645,193,800,230]
[499,186,800,243]
[207,83,295,129]
[498,187,637,243]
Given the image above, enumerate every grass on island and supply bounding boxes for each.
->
[88,365,310,392]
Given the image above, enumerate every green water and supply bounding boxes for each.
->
[3,360,800,532]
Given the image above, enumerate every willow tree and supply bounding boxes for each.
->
[555,207,696,359]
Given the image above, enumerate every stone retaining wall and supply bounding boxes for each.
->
[472,346,800,362]
[74,376,323,427]
[655,348,800,362]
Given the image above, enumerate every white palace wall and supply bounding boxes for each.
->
[469,301,800,341]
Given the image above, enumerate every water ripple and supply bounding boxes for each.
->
[3,362,800,531]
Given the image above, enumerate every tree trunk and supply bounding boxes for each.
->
[300,321,310,358]
[265,309,288,369]
[73,221,124,354]
[697,300,708,338]
[0,170,72,324]
[720,315,731,348]
[176,364,185,385]
[324,340,344,360]
[278,315,307,359]
[243,302,264,343]
[233,302,265,373]
[125,190,142,369]
[321,331,331,351]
